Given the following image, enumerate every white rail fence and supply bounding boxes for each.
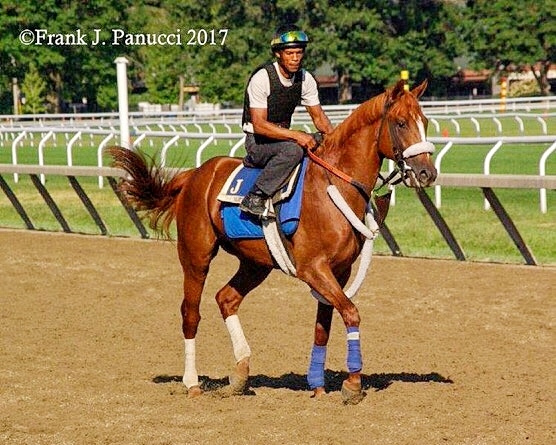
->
[1,93,555,125]
[1,127,247,187]
[1,111,555,136]
[1,127,554,211]
[0,163,553,265]
[1,111,555,211]
[428,135,556,213]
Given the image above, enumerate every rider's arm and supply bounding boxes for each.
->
[301,72,333,135]
[306,104,334,135]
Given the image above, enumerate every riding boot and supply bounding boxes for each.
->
[239,188,275,219]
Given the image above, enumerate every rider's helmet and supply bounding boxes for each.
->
[270,24,309,52]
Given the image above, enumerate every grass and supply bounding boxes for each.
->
[0,176,145,238]
[0,115,555,265]
[372,187,556,265]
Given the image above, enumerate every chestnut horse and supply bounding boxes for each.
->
[109,79,437,404]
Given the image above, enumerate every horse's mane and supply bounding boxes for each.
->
[324,89,388,150]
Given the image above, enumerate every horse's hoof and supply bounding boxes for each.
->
[228,371,249,395]
[212,372,248,398]
[310,387,327,399]
[187,385,203,398]
[341,381,366,405]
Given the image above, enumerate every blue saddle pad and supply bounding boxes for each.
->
[220,158,308,239]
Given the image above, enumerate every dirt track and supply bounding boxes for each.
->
[1,230,554,445]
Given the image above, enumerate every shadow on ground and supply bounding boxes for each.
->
[153,370,453,393]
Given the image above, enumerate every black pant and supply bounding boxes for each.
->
[243,133,304,197]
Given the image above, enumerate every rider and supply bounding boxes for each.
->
[239,24,334,218]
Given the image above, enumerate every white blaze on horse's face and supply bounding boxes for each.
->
[397,111,437,188]
[402,115,435,160]
[417,117,427,142]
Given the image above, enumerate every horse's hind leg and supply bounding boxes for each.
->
[180,258,212,397]
[177,223,218,397]
[214,260,272,396]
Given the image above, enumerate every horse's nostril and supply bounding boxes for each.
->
[419,170,430,181]
[419,169,436,185]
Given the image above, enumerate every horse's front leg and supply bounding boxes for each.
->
[308,301,334,398]
[301,266,365,405]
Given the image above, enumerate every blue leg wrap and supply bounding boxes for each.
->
[307,345,327,389]
[346,327,362,373]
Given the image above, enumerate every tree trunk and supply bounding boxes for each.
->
[48,71,63,113]
[339,70,352,103]
[530,61,551,96]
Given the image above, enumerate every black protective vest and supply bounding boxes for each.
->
[242,63,303,130]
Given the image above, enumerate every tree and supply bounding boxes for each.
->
[1,0,549,111]
[376,0,468,95]
[21,63,47,113]
[185,0,466,103]
[303,2,388,102]
[303,0,466,101]
[0,0,137,112]
[463,0,555,95]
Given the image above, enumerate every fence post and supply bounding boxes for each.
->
[114,57,130,149]
[160,135,181,168]
[195,136,216,167]
[539,141,556,213]
[67,131,82,166]
[434,141,453,208]
[97,133,115,188]
[38,131,54,184]
[11,131,27,183]
[483,141,504,210]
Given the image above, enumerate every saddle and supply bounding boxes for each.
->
[217,158,309,239]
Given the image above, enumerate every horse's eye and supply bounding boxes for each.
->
[397,120,407,129]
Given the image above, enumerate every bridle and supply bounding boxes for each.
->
[375,98,435,190]
[307,95,435,199]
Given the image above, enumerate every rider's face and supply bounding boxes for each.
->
[275,48,305,77]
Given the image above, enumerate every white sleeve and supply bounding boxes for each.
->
[246,69,270,109]
[301,71,320,107]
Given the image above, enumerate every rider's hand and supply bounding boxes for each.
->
[295,131,318,151]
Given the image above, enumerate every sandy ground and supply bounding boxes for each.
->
[0,229,554,445]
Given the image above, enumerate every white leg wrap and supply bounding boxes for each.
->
[225,314,251,363]
[183,338,199,389]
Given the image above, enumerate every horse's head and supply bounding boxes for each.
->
[378,79,437,188]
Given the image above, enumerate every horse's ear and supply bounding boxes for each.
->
[384,79,406,107]
[411,79,428,99]
[391,79,406,100]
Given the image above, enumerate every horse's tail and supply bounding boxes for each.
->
[107,146,190,238]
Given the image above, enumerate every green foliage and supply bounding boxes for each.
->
[509,80,541,98]
[462,0,555,95]
[21,63,47,113]
[0,0,553,112]
[0,0,132,112]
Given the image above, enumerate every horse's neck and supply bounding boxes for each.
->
[321,95,385,166]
